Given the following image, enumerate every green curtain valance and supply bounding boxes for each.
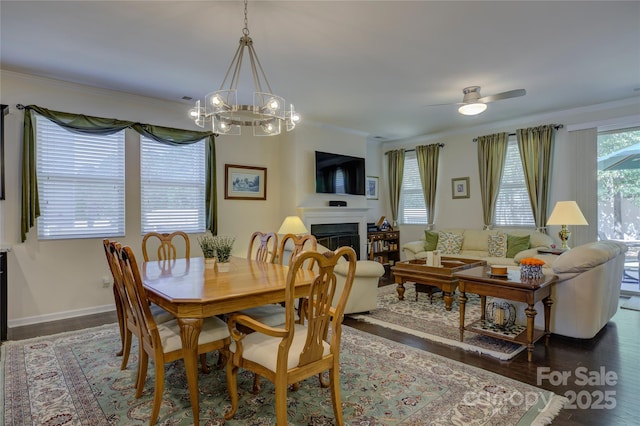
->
[20,105,217,242]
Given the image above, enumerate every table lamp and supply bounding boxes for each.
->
[277,216,308,236]
[546,201,588,250]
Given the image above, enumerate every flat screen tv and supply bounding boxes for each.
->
[315,151,366,195]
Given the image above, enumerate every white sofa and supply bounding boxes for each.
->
[402,228,554,266]
[282,243,385,314]
[505,240,627,339]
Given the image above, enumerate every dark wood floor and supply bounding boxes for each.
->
[4,291,639,425]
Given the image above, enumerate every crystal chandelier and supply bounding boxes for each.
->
[189,0,300,136]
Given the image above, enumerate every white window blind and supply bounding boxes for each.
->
[36,115,125,239]
[140,137,206,234]
[399,151,428,224]
[494,140,535,226]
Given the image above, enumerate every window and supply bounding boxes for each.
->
[36,115,125,239]
[399,151,428,224]
[494,139,535,226]
[140,137,206,234]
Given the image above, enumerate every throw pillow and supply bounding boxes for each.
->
[423,230,439,251]
[488,233,507,257]
[506,234,531,258]
[436,231,464,254]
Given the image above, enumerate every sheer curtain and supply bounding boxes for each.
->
[416,144,441,229]
[386,149,405,227]
[476,132,508,229]
[517,124,557,233]
[21,105,217,241]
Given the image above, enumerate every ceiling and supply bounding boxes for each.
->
[1,1,639,141]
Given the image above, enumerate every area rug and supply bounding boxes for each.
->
[350,283,528,360]
[1,323,566,425]
[621,295,640,311]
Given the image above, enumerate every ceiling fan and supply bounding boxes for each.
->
[431,86,527,115]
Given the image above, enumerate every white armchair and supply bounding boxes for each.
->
[333,259,385,314]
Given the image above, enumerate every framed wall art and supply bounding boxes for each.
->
[366,176,379,200]
[224,164,267,200]
[451,177,470,199]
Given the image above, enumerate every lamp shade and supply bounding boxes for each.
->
[458,103,487,116]
[277,216,308,235]
[546,201,588,225]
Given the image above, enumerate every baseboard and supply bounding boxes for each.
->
[7,304,116,328]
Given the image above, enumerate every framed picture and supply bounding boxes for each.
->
[224,164,267,200]
[452,177,470,199]
[366,176,379,200]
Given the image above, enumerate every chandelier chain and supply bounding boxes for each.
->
[243,0,250,36]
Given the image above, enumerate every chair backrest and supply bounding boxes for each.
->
[118,245,161,354]
[142,231,190,261]
[283,246,357,366]
[278,234,317,269]
[103,239,136,325]
[247,231,278,263]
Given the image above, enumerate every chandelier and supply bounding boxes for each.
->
[189,0,300,136]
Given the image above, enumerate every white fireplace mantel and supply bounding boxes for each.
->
[297,207,369,259]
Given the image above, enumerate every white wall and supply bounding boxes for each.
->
[0,71,375,326]
[383,98,640,250]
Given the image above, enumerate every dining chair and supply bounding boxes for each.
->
[141,231,190,262]
[277,233,317,269]
[117,244,231,425]
[247,231,278,263]
[225,246,357,425]
[103,239,174,372]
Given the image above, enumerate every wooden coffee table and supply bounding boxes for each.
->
[391,257,486,311]
[453,266,556,362]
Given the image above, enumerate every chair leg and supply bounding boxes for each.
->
[199,353,210,374]
[120,329,133,370]
[274,376,289,426]
[150,362,165,425]
[114,286,125,356]
[318,371,330,388]
[252,373,262,394]
[329,365,344,426]
[136,350,149,399]
[224,363,239,420]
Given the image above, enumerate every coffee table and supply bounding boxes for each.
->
[453,266,556,362]
[391,257,486,311]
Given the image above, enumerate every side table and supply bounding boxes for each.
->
[453,266,556,362]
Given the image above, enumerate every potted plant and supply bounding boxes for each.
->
[198,232,218,268]
[210,235,236,272]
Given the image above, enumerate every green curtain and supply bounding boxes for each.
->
[517,124,556,233]
[416,144,441,228]
[476,132,508,229]
[386,149,405,227]
[21,105,217,242]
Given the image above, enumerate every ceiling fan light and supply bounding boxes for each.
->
[458,103,487,116]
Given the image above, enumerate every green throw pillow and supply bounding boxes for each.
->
[506,234,531,258]
[424,230,439,251]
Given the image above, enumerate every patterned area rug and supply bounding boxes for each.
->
[1,323,566,425]
[350,283,527,360]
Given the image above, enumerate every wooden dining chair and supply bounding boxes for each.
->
[247,231,278,263]
[103,239,174,371]
[277,233,317,269]
[225,246,357,425]
[141,231,190,262]
[117,244,231,425]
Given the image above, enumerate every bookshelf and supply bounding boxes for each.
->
[368,230,400,282]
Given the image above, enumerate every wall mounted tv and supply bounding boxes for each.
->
[315,151,366,196]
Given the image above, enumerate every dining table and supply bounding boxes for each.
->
[142,256,315,425]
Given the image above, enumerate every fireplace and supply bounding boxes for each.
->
[297,207,369,260]
[310,223,360,259]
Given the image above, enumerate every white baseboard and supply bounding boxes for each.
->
[8,304,116,328]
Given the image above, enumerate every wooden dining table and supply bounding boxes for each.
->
[142,256,315,425]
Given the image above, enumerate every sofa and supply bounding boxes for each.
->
[402,228,555,266]
[502,240,627,339]
[282,243,385,314]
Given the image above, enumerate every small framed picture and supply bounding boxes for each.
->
[452,177,470,199]
[225,164,267,200]
[366,176,379,200]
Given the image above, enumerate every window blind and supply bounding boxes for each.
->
[494,140,535,226]
[36,115,125,239]
[140,137,206,234]
[399,151,428,224]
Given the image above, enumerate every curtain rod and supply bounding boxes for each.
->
[472,124,564,142]
[385,143,444,154]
